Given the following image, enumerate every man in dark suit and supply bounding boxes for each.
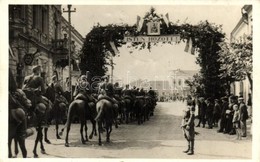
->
[238,97,248,137]
[217,97,228,133]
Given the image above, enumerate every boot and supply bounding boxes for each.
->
[187,140,194,155]
[183,144,190,153]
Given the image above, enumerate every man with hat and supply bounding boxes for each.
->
[238,96,248,137]
[23,65,46,107]
[218,96,229,133]
[73,74,96,103]
[22,65,48,127]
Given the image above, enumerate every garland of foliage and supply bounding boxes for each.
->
[80,8,226,99]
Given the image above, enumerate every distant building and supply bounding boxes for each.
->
[129,69,198,100]
[168,69,198,97]
[230,5,252,101]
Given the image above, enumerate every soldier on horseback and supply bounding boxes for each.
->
[121,84,134,123]
[95,76,119,128]
[73,74,96,109]
[22,65,48,126]
[22,65,53,157]
[50,75,68,107]
[9,69,33,158]
[44,75,68,141]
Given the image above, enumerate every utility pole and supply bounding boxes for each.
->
[63,5,76,101]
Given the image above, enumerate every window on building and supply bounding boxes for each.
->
[173,79,176,85]
[41,6,48,34]
[178,79,182,86]
[32,5,48,34]
[32,5,38,29]
[9,5,26,21]
[54,12,60,40]
[240,81,244,96]
[19,5,26,21]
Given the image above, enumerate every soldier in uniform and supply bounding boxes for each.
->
[181,95,195,155]
[9,69,34,158]
[73,74,96,104]
[95,76,119,128]
[22,65,48,127]
[122,84,132,98]
[23,65,46,108]
[98,76,109,97]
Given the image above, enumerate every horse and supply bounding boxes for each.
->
[122,97,132,124]
[134,96,146,125]
[8,89,33,158]
[43,85,68,143]
[95,99,115,146]
[32,97,53,158]
[22,87,53,158]
[59,97,97,147]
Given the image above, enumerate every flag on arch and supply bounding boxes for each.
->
[136,15,144,32]
[184,37,195,55]
[109,41,119,54]
[163,13,170,28]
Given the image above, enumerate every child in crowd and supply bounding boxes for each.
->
[232,104,241,140]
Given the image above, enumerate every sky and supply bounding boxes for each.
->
[62,5,243,82]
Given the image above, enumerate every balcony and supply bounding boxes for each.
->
[51,38,69,56]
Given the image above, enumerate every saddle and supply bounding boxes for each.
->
[136,96,145,99]
[98,95,118,105]
[74,93,88,101]
[123,95,132,100]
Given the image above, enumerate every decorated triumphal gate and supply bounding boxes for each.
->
[80,7,227,99]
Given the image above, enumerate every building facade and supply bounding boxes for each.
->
[9,5,84,92]
[54,15,84,91]
[230,5,252,102]
[129,69,198,101]
[168,69,198,98]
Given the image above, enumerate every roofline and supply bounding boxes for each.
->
[230,5,252,41]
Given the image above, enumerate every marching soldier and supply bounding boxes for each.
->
[181,95,195,155]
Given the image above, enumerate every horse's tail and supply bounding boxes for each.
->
[95,101,102,122]
[59,101,76,136]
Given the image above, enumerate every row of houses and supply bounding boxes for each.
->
[9,5,84,91]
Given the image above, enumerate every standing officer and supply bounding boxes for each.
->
[181,95,195,155]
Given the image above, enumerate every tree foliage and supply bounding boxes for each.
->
[218,35,253,92]
[185,73,204,97]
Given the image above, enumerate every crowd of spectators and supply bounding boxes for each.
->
[195,94,251,140]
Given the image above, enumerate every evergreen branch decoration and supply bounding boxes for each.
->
[79,8,233,99]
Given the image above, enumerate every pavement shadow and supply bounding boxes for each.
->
[64,138,183,151]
